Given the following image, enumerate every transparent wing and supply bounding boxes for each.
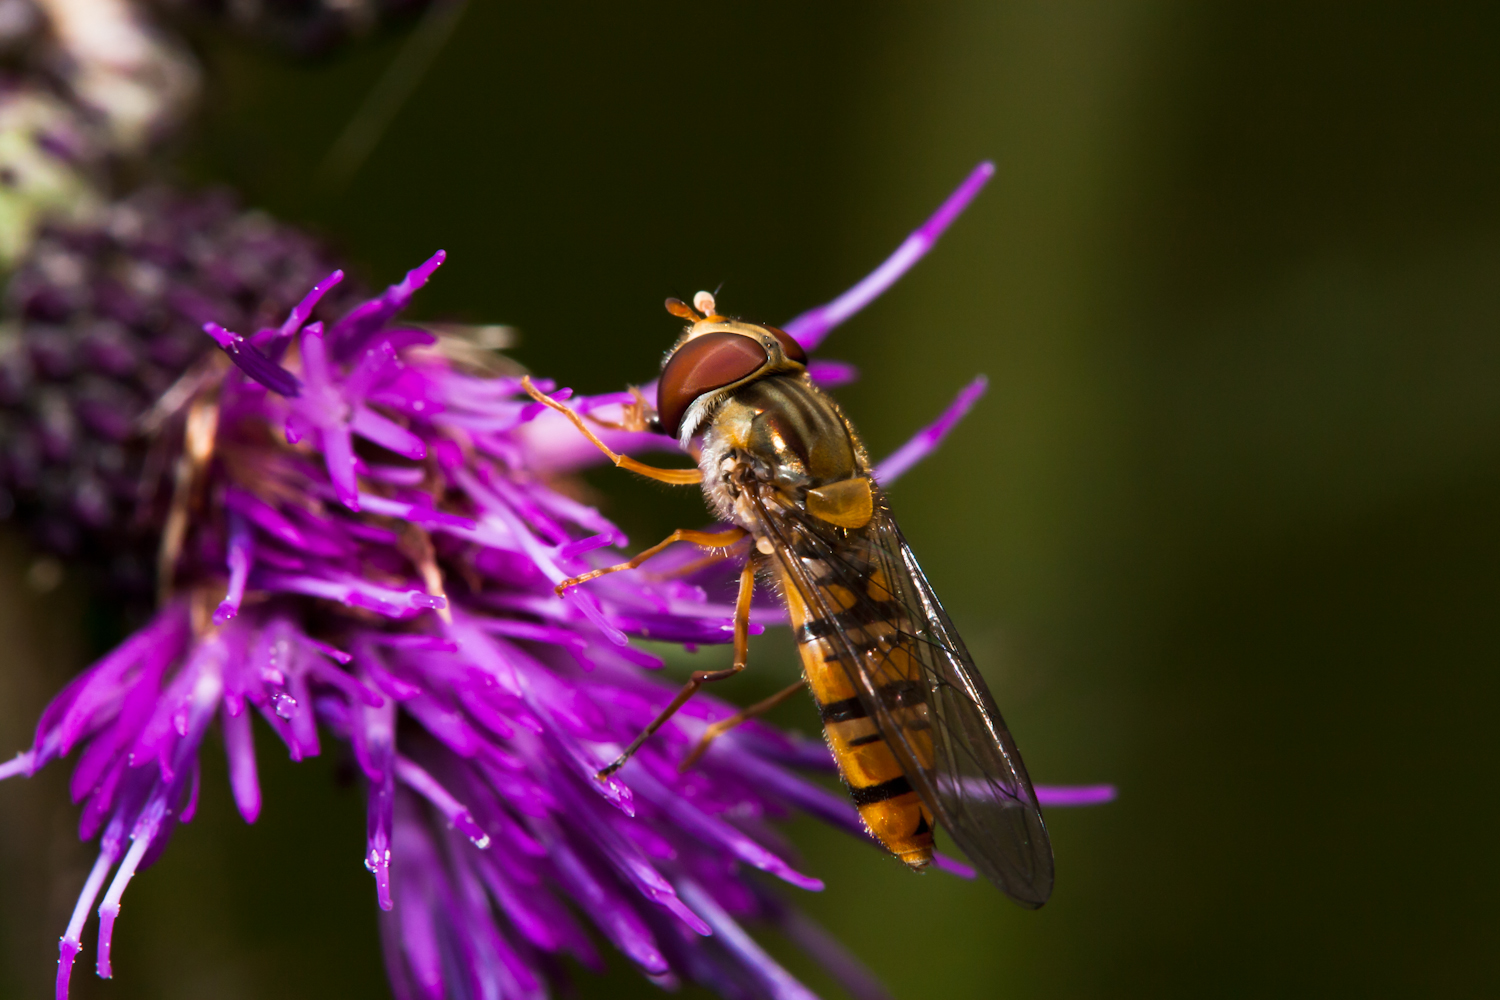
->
[752,488,1055,907]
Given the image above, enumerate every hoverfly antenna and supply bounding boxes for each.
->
[664,297,701,321]
[693,290,721,319]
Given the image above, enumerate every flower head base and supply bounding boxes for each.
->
[1,163,1113,1000]
[0,187,357,592]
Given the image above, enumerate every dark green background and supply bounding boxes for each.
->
[2,3,1497,997]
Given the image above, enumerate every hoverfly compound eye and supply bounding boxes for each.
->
[762,325,808,365]
[658,332,770,438]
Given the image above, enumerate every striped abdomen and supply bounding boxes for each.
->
[776,559,936,868]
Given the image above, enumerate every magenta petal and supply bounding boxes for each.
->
[203,322,303,396]
[1035,783,1117,806]
[806,358,859,387]
[872,374,988,485]
[329,250,446,356]
[214,511,253,624]
[96,795,171,978]
[0,752,34,781]
[221,705,261,823]
[321,422,361,510]
[673,878,821,1000]
[932,853,977,879]
[278,268,345,339]
[393,756,489,848]
[629,769,822,891]
[784,161,995,351]
[350,406,426,459]
[355,696,396,910]
[56,826,123,1000]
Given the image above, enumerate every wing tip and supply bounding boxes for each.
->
[1007,876,1054,909]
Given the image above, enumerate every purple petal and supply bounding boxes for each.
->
[56,819,126,1000]
[627,769,823,891]
[342,340,400,400]
[308,663,384,711]
[203,322,303,397]
[872,375,988,485]
[394,755,489,848]
[550,777,709,935]
[213,511,253,624]
[784,161,995,351]
[175,763,202,826]
[389,804,445,992]
[330,250,446,358]
[351,406,426,460]
[932,853,976,879]
[96,794,172,978]
[278,268,345,340]
[773,904,892,1000]
[533,817,668,975]
[673,877,821,1000]
[359,698,397,911]
[472,854,596,962]
[221,704,261,823]
[0,752,34,781]
[224,487,309,549]
[806,359,859,387]
[1036,783,1117,807]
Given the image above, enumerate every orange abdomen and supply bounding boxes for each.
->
[776,563,935,868]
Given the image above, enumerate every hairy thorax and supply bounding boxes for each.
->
[695,374,868,532]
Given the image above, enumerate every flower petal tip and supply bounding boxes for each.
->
[1036,783,1117,807]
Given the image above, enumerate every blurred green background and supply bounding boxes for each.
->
[2,2,1499,997]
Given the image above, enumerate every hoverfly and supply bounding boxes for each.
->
[522,290,1054,907]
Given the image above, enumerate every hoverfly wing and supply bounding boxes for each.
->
[753,489,1054,907]
[885,524,1054,906]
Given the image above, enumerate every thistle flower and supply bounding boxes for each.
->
[0,164,1112,1000]
[0,186,357,590]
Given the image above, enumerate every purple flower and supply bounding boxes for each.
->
[0,163,1112,1000]
[0,186,359,592]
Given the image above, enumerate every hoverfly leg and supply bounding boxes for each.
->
[579,385,653,432]
[678,678,807,772]
[521,376,703,486]
[729,555,757,668]
[596,660,744,778]
[597,557,759,779]
[644,537,749,581]
[556,526,748,596]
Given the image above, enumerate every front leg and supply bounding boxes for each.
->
[598,556,760,778]
[556,526,748,596]
[522,376,703,485]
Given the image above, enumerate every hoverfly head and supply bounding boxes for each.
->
[657,292,809,441]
